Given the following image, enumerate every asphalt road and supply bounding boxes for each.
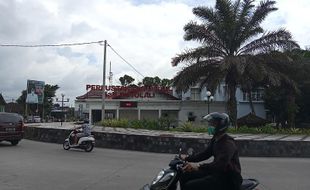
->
[1,140,310,190]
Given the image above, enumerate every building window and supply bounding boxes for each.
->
[190,88,200,100]
[188,112,196,122]
[243,89,264,101]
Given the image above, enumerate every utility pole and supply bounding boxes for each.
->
[56,94,69,126]
[101,40,107,122]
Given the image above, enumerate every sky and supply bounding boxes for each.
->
[0,0,310,107]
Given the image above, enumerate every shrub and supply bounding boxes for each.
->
[174,122,208,133]
[179,122,194,132]
[129,119,160,130]
[98,119,310,135]
[100,119,129,128]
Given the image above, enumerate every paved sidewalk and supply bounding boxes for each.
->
[25,122,310,141]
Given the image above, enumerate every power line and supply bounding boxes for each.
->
[0,40,145,78]
[0,41,103,47]
[107,43,145,78]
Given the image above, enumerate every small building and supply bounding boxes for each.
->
[75,86,180,124]
[75,84,266,125]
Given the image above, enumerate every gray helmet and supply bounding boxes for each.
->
[203,112,230,134]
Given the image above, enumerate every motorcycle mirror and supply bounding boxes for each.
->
[187,148,195,156]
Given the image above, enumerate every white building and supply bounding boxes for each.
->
[75,84,265,124]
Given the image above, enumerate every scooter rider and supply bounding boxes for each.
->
[180,112,243,190]
[74,119,92,145]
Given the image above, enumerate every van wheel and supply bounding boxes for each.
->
[11,140,19,146]
[84,142,94,152]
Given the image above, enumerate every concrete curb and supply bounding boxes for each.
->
[24,126,310,157]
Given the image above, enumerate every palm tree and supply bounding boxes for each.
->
[171,0,299,126]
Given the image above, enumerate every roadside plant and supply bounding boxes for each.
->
[99,119,310,135]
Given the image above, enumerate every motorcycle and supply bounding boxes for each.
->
[140,149,260,190]
[63,128,95,152]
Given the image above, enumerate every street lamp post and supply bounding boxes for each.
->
[56,94,69,126]
[205,91,214,114]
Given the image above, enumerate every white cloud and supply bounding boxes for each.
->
[0,0,309,106]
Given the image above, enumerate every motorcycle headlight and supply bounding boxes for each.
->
[151,170,176,185]
[159,172,175,183]
[152,170,165,185]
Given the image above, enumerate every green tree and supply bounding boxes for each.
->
[119,74,135,86]
[264,85,295,128]
[161,78,172,87]
[16,90,27,106]
[265,49,310,127]
[171,0,299,126]
[153,76,161,85]
[142,76,172,86]
[43,84,59,119]
[295,55,310,124]
[142,76,162,86]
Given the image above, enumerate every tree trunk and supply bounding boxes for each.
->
[248,90,256,115]
[287,92,296,128]
[227,83,238,127]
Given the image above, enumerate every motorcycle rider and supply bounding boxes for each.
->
[74,119,92,145]
[180,112,242,190]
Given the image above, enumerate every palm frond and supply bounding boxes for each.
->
[238,29,300,55]
[237,0,255,18]
[236,0,276,49]
[214,0,238,54]
[264,70,298,94]
[199,69,226,93]
[192,6,216,24]
[233,0,256,46]
[210,0,262,56]
[183,21,228,55]
[244,53,297,92]
[232,0,242,16]
[249,0,277,28]
[173,59,220,92]
[215,0,234,21]
[171,46,224,66]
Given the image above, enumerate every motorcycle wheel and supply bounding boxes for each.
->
[63,141,70,150]
[84,142,94,152]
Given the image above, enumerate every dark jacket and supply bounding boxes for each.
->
[186,133,241,175]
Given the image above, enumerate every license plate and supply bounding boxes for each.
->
[6,128,15,132]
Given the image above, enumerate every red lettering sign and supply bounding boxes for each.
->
[120,101,137,108]
[86,85,172,99]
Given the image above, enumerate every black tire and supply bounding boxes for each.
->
[11,140,19,146]
[84,142,94,152]
[63,141,70,150]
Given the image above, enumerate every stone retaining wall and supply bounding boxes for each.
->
[24,126,310,157]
